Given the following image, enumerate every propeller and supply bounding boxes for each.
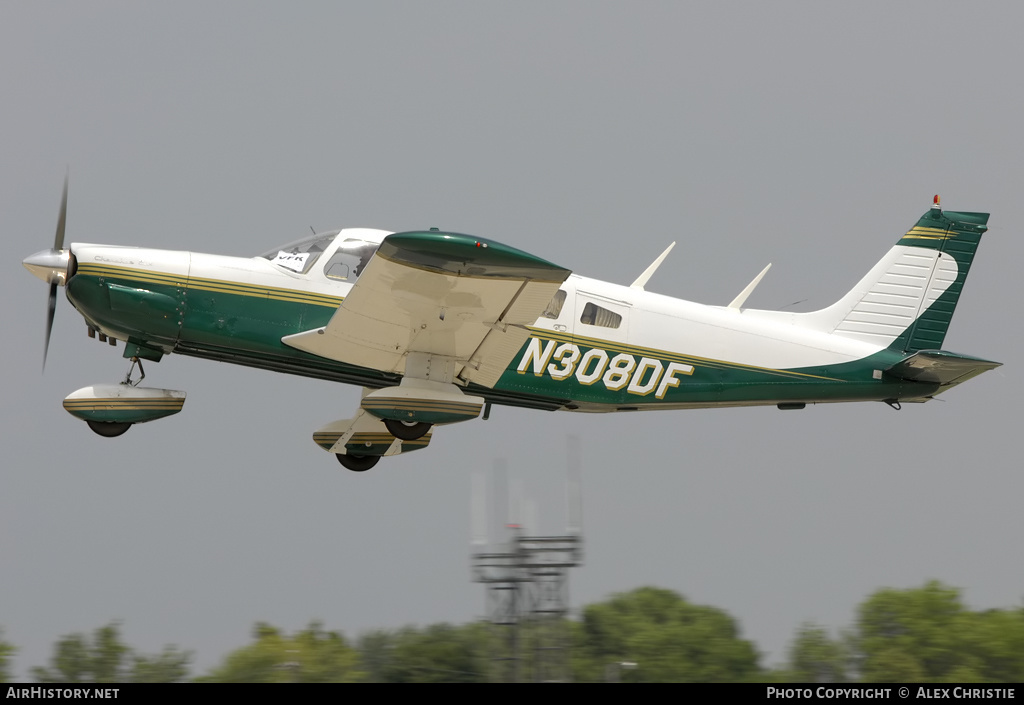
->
[23,173,72,370]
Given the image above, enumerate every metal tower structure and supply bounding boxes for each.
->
[471,438,583,682]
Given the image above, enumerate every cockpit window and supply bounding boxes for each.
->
[323,238,379,282]
[259,231,340,274]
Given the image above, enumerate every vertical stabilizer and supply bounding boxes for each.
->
[806,198,988,353]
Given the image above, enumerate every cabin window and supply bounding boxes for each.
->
[323,239,379,282]
[580,302,622,329]
[541,290,567,319]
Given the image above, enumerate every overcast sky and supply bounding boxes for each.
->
[3,2,1022,679]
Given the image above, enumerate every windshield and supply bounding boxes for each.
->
[259,231,340,274]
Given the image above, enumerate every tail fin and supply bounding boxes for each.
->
[807,198,988,353]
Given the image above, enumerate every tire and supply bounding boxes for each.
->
[383,419,432,441]
[86,420,133,438]
[335,453,380,472]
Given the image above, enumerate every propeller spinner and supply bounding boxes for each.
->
[23,174,72,369]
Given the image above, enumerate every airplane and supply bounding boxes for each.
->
[24,181,1001,472]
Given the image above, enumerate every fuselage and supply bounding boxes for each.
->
[62,228,937,413]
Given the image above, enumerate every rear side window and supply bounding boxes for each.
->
[580,302,622,328]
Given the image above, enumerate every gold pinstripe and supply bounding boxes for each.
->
[77,264,839,382]
[903,226,955,241]
[362,400,482,413]
[63,399,184,410]
[313,432,431,449]
[76,264,344,308]
[525,328,841,381]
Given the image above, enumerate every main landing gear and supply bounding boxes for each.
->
[382,419,432,440]
[335,454,380,472]
[334,421,429,472]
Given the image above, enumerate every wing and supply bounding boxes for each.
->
[282,230,571,387]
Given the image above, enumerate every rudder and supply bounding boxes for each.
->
[891,202,988,353]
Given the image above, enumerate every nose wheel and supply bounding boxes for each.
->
[86,420,133,438]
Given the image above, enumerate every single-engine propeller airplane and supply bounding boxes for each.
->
[24,181,1001,471]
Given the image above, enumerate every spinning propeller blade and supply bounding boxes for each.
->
[54,171,68,251]
[45,174,69,369]
[23,174,72,371]
[44,280,57,370]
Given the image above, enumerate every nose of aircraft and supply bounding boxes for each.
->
[23,248,71,285]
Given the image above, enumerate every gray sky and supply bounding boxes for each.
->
[3,2,1022,679]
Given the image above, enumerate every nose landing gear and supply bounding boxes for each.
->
[63,357,187,438]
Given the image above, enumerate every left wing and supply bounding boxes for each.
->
[282,231,571,387]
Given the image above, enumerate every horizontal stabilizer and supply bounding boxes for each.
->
[885,350,1001,387]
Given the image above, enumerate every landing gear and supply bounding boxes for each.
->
[86,420,133,438]
[383,419,432,440]
[335,453,380,472]
[123,357,145,386]
[81,358,145,438]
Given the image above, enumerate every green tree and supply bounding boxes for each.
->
[358,623,489,683]
[127,646,192,683]
[203,622,364,683]
[852,581,1024,683]
[962,608,1024,682]
[784,623,849,683]
[0,629,15,683]
[856,580,965,681]
[31,623,191,683]
[571,586,761,682]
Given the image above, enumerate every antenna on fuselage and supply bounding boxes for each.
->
[630,242,676,290]
[727,263,772,311]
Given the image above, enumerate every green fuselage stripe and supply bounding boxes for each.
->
[65,267,939,411]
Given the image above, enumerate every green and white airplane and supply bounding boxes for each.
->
[25,184,1000,471]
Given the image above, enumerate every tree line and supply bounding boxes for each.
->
[2,581,1022,683]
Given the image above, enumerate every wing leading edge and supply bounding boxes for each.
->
[282,230,571,387]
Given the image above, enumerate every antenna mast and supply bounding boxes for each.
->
[471,442,584,682]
